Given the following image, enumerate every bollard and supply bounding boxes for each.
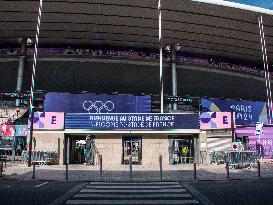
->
[193,163,197,180]
[159,155,163,181]
[0,162,3,178]
[258,160,261,178]
[32,163,35,179]
[99,155,103,180]
[129,155,132,181]
[66,163,68,180]
[226,162,229,179]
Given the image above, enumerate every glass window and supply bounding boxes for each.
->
[122,136,142,165]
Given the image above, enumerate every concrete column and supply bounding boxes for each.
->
[171,45,177,110]
[16,38,27,106]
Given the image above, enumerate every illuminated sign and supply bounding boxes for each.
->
[65,113,199,130]
[164,96,193,103]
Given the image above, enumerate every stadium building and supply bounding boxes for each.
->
[0,0,273,167]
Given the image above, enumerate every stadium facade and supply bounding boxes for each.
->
[0,0,273,167]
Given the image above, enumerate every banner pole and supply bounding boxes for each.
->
[28,0,44,167]
[258,15,273,124]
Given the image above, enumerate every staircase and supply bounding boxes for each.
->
[0,107,28,125]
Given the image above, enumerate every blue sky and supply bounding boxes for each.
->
[229,0,273,10]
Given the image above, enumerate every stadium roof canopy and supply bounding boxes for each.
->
[1,0,273,64]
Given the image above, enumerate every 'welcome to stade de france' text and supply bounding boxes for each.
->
[89,115,175,128]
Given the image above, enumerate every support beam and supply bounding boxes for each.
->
[171,45,177,111]
[16,38,27,106]
[158,0,163,113]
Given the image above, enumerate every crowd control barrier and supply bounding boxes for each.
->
[22,150,58,165]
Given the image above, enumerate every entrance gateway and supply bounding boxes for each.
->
[33,112,200,167]
[64,134,199,166]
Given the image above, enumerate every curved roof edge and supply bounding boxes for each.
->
[192,0,273,16]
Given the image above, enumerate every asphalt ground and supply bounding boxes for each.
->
[1,179,273,205]
[0,179,82,205]
[189,178,273,205]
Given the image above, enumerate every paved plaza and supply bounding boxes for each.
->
[1,162,273,182]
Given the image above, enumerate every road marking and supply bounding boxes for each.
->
[34,181,48,188]
[48,183,87,205]
[73,193,193,198]
[66,199,200,204]
[183,183,215,205]
[85,185,182,189]
[89,182,179,186]
[66,182,200,205]
[80,188,187,193]
[0,185,12,188]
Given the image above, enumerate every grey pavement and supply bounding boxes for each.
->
[1,162,273,181]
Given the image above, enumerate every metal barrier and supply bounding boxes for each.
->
[226,151,256,169]
[226,162,229,179]
[129,155,132,181]
[193,163,197,180]
[66,163,68,180]
[258,160,261,178]
[159,155,162,181]
[32,163,35,179]
[99,155,103,180]
[210,151,226,165]
[0,162,3,178]
[22,150,58,165]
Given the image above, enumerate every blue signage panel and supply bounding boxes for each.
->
[192,0,273,15]
[65,113,199,130]
[227,0,273,10]
[201,98,267,125]
[15,125,29,136]
[44,92,151,113]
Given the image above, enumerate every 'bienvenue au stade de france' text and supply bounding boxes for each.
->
[89,115,175,128]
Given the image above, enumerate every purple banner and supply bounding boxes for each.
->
[201,98,268,125]
[236,126,273,158]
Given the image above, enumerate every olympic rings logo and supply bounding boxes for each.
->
[82,101,115,113]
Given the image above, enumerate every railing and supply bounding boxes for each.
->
[86,139,100,166]
[210,151,227,165]
[209,150,259,169]
[21,150,58,165]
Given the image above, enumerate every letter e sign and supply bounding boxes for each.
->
[223,116,228,124]
[51,116,57,124]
